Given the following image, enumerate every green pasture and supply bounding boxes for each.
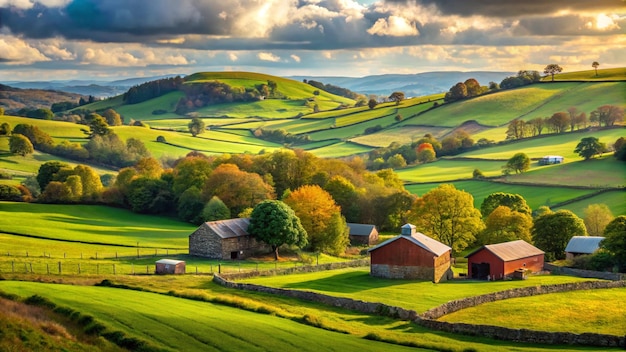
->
[303,106,370,119]
[0,202,194,248]
[554,190,626,218]
[520,82,626,119]
[148,117,260,131]
[296,140,339,150]
[543,67,626,81]
[350,125,452,147]
[0,136,115,176]
[471,125,509,142]
[307,113,400,142]
[116,91,185,121]
[0,281,412,352]
[396,159,505,182]
[1,115,86,141]
[334,106,398,128]
[307,142,372,158]
[460,128,625,160]
[243,267,594,313]
[439,288,626,336]
[404,180,599,211]
[404,83,575,127]
[508,155,626,188]
[193,99,313,119]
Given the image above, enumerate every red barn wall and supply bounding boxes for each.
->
[503,255,544,275]
[467,249,504,279]
[371,237,435,267]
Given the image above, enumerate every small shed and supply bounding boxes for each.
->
[466,240,544,280]
[565,236,605,260]
[538,155,564,165]
[155,259,186,275]
[368,224,453,283]
[189,218,270,260]
[347,223,379,246]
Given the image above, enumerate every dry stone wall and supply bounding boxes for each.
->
[219,259,369,280]
[544,263,625,281]
[214,272,626,348]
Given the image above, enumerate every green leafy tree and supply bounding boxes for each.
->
[480,192,531,217]
[177,186,205,224]
[614,137,626,161]
[388,91,405,105]
[127,177,173,214]
[0,184,23,201]
[248,200,308,260]
[172,156,213,197]
[82,114,110,137]
[323,175,360,222]
[0,122,10,135]
[39,181,72,203]
[464,78,482,97]
[408,184,484,254]
[64,175,83,201]
[592,61,599,76]
[583,204,613,236]
[37,161,69,190]
[532,209,586,261]
[504,153,530,174]
[477,206,533,245]
[202,196,231,222]
[444,82,468,102]
[543,63,563,81]
[387,154,406,169]
[590,105,624,127]
[574,137,605,160]
[9,134,34,157]
[74,164,103,200]
[601,216,626,270]
[188,117,206,137]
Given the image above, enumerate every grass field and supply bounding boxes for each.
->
[0,202,194,248]
[543,67,626,81]
[553,190,626,218]
[307,141,373,158]
[243,268,595,313]
[397,159,506,182]
[351,125,452,148]
[404,180,599,211]
[0,281,415,352]
[439,287,626,335]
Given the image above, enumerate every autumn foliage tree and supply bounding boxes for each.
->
[284,185,349,255]
[477,206,533,245]
[583,204,614,236]
[408,184,484,254]
[416,143,436,163]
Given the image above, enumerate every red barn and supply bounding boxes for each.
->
[368,224,453,283]
[466,240,544,280]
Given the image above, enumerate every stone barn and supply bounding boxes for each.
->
[565,236,605,260]
[189,218,270,260]
[466,240,544,280]
[368,224,453,283]
[155,259,186,274]
[347,223,379,246]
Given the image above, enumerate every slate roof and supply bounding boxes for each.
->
[466,240,544,261]
[368,232,451,257]
[204,218,250,239]
[347,223,377,236]
[565,236,605,254]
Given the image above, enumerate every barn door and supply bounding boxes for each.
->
[471,263,490,280]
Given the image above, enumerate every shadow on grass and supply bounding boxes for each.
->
[282,271,421,293]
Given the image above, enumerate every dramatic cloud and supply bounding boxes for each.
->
[258,52,281,62]
[0,35,49,64]
[367,16,419,36]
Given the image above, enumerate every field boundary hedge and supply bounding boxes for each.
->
[214,274,626,348]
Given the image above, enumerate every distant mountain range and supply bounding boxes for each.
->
[3,71,514,99]
[289,71,515,97]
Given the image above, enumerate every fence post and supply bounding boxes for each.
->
[78,263,81,274]
[131,263,134,275]
[12,261,14,273]
[113,264,116,275]
[24,263,27,273]
[95,252,98,260]
[47,263,49,275]
[218,264,221,274]
[97,264,99,275]
[166,249,169,256]
[26,251,28,257]
[64,253,66,259]
[58,262,62,275]
[146,265,149,274]
[29,263,32,273]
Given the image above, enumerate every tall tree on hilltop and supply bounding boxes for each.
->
[544,64,563,81]
[592,61,599,76]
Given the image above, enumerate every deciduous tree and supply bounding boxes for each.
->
[548,112,570,133]
[188,117,206,137]
[202,196,231,222]
[543,64,563,81]
[532,209,586,261]
[172,156,213,197]
[248,200,307,260]
[74,164,103,200]
[408,184,483,254]
[368,98,377,109]
[480,192,531,217]
[601,215,626,270]
[102,108,123,126]
[592,61,599,76]
[9,134,34,157]
[388,91,405,105]
[590,105,624,127]
[574,136,605,160]
[583,204,614,236]
[0,122,10,135]
[503,153,530,174]
[284,185,348,255]
[177,186,205,224]
[477,206,533,245]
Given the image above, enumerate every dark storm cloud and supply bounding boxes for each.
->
[386,0,624,18]
[0,0,233,41]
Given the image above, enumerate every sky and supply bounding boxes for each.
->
[0,0,624,81]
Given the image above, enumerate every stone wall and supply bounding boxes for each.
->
[371,264,435,281]
[219,259,370,280]
[189,225,221,258]
[214,272,626,348]
[544,263,625,281]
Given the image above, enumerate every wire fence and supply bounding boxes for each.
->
[2,248,187,261]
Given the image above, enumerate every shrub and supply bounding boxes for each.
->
[156,135,166,143]
[24,294,56,309]
[0,171,12,179]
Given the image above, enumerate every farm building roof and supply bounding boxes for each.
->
[156,259,184,265]
[368,231,451,257]
[565,236,605,254]
[347,223,377,236]
[204,218,250,239]
[465,240,544,262]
